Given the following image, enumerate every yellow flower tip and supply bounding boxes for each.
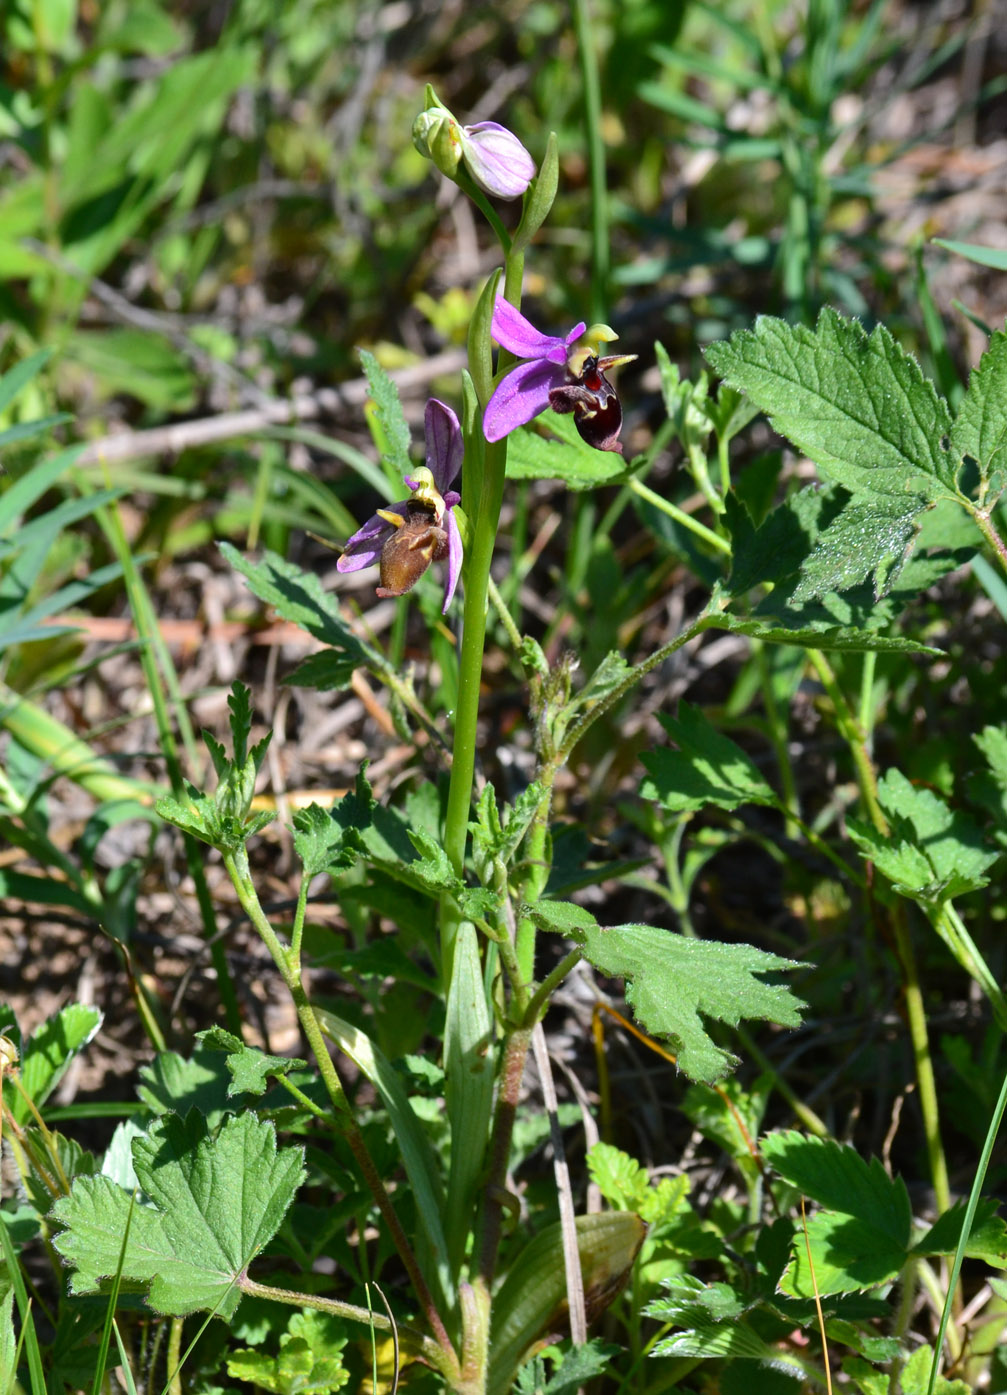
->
[584,322,619,346]
[376,508,406,528]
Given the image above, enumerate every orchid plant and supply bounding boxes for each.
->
[106,79,814,1395]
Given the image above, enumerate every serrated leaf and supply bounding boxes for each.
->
[505,414,628,490]
[51,1112,305,1319]
[292,768,374,877]
[137,1048,239,1129]
[899,1344,970,1395]
[790,494,926,601]
[227,1310,349,1395]
[647,1275,795,1363]
[513,1339,622,1395]
[911,1197,1007,1266]
[725,486,836,596]
[701,607,943,656]
[761,1131,911,1295]
[526,899,600,939]
[705,308,957,496]
[849,769,1000,899]
[580,924,802,1084]
[640,703,780,814]
[358,348,412,478]
[222,544,371,683]
[196,1028,306,1099]
[950,330,1007,493]
[586,1142,651,1212]
[4,1004,102,1125]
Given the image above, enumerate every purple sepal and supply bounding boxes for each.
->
[425,398,463,490]
[484,357,567,442]
[490,296,585,363]
[442,508,463,611]
[336,501,410,572]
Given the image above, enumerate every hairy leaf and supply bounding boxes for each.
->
[705,309,957,497]
[640,703,779,813]
[951,329,1007,494]
[579,924,802,1083]
[51,1112,304,1319]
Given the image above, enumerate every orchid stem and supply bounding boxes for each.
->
[442,254,524,974]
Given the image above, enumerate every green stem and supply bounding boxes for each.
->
[222,846,456,1364]
[442,257,524,958]
[571,0,608,320]
[969,501,1007,575]
[487,574,523,651]
[524,948,584,1027]
[808,651,952,1218]
[627,476,731,554]
[239,1277,454,1378]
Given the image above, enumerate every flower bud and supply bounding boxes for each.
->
[412,106,462,179]
[459,122,536,200]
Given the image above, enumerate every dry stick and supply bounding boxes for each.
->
[531,1022,587,1345]
[77,349,468,465]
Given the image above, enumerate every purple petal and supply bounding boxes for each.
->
[442,507,463,612]
[491,297,584,365]
[483,358,566,441]
[461,122,536,200]
[424,398,463,491]
[336,503,408,572]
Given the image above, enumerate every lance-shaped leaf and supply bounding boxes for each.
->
[51,1111,304,1319]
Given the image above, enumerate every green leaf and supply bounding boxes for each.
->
[526,899,600,939]
[899,1344,971,1395]
[0,349,52,416]
[848,768,999,900]
[761,1131,911,1296]
[912,1198,1007,1266]
[313,1008,450,1310]
[933,239,1007,271]
[701,606,943,656]
[647,1275,793,1364]
[137,1048,239,1129]
[950,329,1007,494]
[586,1142,651,1212]
[51,1112,305,1319]
[706,309,957,498]
[790,493,927,601]
[292,768,374,878]
[358,348,412,480]
[578,924,802,1083]
[222,543,372,690]
[640,703,780,813]
[444,923,495,1278]
[227,1311,349,1395]
[505,412,628,490]
[195,1028,307,1099]
[4,1004,102,1125]
[513,1339,622,1395]
[724,486,833,596]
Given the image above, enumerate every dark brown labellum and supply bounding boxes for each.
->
[376,502,449,598]
[549,368,624,454]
